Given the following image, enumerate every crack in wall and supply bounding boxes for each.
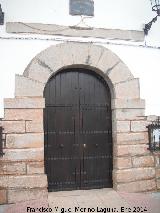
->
[105,61,120,75]
[85,55,91,64]
[96,48,105,66]
[85,42,92,64]
[37,58,53,73]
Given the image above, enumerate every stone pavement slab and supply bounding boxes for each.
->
[0,205,8,213]
[48,189,131,213]
[118,192,160,213]
[0,198,48,213]
[0,189,160,213]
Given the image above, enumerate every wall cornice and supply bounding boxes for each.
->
[6,22,144,42]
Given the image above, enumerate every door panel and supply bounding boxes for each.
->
[44,68,112,191]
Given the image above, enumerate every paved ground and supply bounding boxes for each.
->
[0,189,160,213]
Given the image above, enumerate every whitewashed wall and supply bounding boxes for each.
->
[0,0,160,117]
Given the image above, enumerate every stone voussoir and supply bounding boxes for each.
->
[37,43,70,72]
[15,75,44,97]
[70,42,91,66]
[24,58,51,83]
[108,61,134,84]
[97,48,120,72]
[114,78,140,99]
[87,44,104,67]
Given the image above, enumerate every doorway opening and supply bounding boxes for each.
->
[44,68,113,191]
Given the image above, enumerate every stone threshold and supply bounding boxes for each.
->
[6,22,144,42]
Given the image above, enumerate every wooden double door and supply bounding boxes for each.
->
[44,68,112,191]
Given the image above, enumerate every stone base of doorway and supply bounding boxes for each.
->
[0,198,49,213]
[0,189,160,213]
[48,189,160,213]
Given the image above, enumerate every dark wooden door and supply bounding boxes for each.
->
[44,68,112,191]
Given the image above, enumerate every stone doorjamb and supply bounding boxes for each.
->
[0,42,157,204]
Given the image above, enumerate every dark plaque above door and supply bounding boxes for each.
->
[69,0,94,16]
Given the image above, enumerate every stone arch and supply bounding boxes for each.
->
[21,42,139,101]
[14,42,146,188]
[18,40,145,181]
[2,42,153,206]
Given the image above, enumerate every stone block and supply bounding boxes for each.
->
[147,115,158,122]
[4,109,43,121]
[87,45,104,67]
[0,174,47,188]
[108,62,134,84]
[8,188,48,204]
[4,97,45,109]
[112,99,145,109]
[37,44,67,72]
[15,75,44,97]
[0,190,7,204]
[0,162,26,175]
[1,148,44,162]
[6,133,44,148]
[113,108,145,120]
[2,121,25,133]
[156,168,160,178]
[115,78,140,99]
[27,162,44,174]
[115,168,155,183]
[116,179,156,192]
[24,58,51,83]
[116,121,130,133]
[115,144,149,157]
[67,42,90,66]
[157,179,160,190]
[114,157,132,169]
[131,120,148,132]
[154,154,160,167]
[132,156,155,168]
[98,49,120,73]
[116,132,148,145]
[26,121,43,133]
